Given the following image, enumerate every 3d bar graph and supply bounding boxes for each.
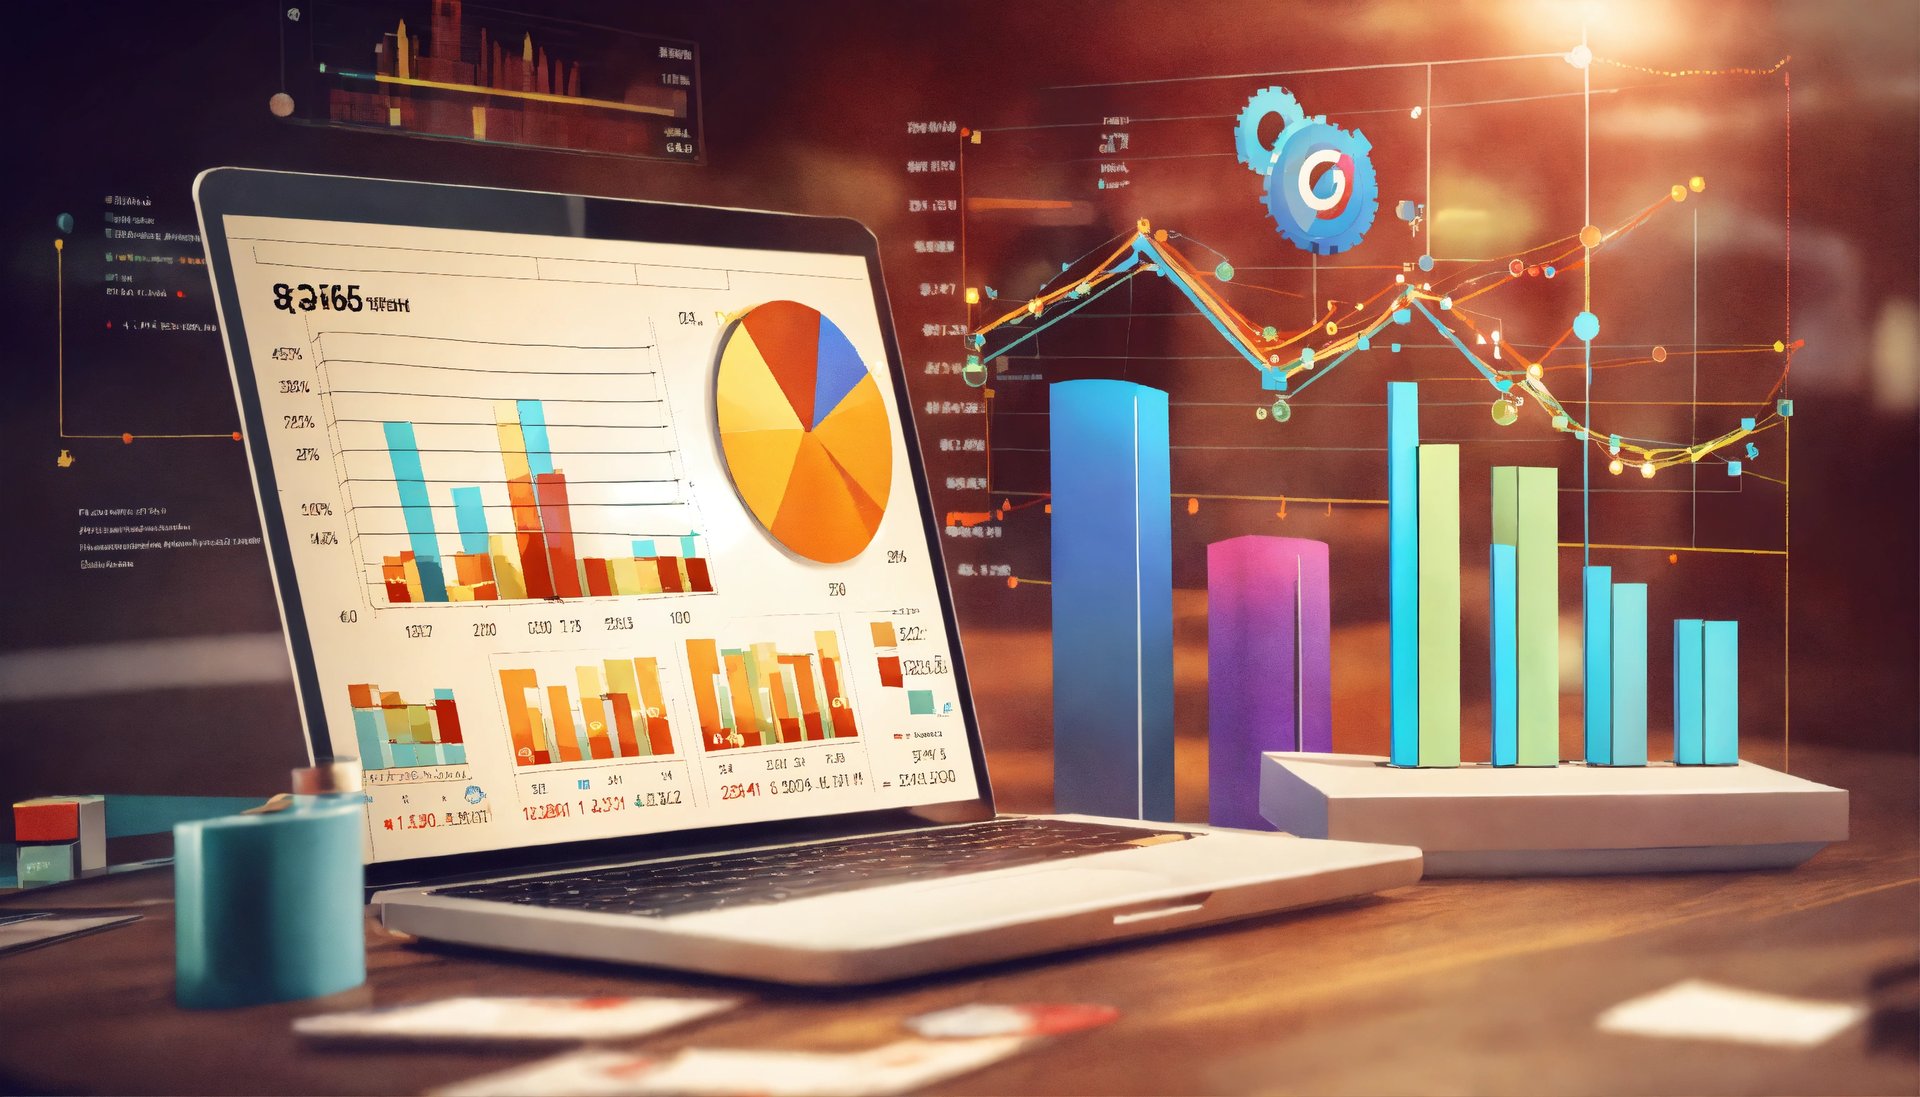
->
[1416,441,1461,768]
[1387,382,1420,766]
[685,632,859,752]
[1489,543,1518,766]
[1491,466,1560,765]
[1207,535,1331,829]
[1050,379,1175,820]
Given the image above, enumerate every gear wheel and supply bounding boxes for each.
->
[1233,85,1307,172]
[1261,119,1379,255]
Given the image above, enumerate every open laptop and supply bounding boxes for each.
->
[195,168,1420,985]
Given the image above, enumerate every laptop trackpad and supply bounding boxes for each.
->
[680,866,1182,937]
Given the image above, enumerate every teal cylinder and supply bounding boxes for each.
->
[174,792,366,1009]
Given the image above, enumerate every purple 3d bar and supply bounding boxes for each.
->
[1207,535,1332,830]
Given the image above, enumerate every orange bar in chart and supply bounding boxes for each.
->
[877,656,904,688]
[722,651,765,745]
[575,666,615,760]
[606,697,642,757]
[815,630,858,739]
[498,668,547,766]
[685,557,714,593]
[870,621,897,647]
[778,654,826,740]
[684,640,727,748]
[583,558,613,597]
[547,685,582,762]
[634,658,675,755]
[534,471,584,598]
[495,402,557,600]
[603,660,646,756]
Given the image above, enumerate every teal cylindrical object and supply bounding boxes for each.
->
[174,772,366,1009]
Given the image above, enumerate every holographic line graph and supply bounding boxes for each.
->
[965,187,1789,477]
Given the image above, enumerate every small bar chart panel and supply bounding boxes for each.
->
[315,331,715,610]
[496,655,679,768]
[285,0,702,161]
[349,683,467,769]
[685,628,861,752]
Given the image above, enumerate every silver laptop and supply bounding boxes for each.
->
[195,168,1420,985]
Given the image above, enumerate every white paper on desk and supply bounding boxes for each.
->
[1596,978,1866,1048]
[434,1036,1031,1097]
[0,912,139,956]
[296,995,734,1046]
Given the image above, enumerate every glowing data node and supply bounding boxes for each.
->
[1573,311,1601,342]
[1579,224,1604,249]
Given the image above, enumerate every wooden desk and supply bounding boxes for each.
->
[0,743,1913,1096]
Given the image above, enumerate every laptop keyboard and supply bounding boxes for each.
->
[435,818,1183,919]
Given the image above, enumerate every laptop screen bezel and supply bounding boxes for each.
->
[194,168,997,890]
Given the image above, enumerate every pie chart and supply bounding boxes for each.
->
[714,301,893,564]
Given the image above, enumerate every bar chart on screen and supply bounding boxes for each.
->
[684,623,865,753]
[347,682,469,772]
[311,330,717,610]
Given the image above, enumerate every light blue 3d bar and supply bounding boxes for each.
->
[1582,566,1612,764]
[1609,583,1649,766]
[1490,544,1518,766]
[1673,619,1705,765]
[1387,382,1420,767]
[1704,620,1739,765]
[1049,380,1175,821]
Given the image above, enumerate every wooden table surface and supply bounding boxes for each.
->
[0,742,1913,1096]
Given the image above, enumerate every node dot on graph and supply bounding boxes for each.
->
[1417,254,1434,272]
[1773,339,1786,353]
[269,92,295,118]
[1491,399,1518,426]
[1215,261,1235,281]
[121,433,134,444]
[56,213,74,234]
[1578,224,1603,249]
[1508,259,1524,277]
[1688,176,1706,193]
[1573,311,1600,342]
[1651,345,1667,363]
[1671,184,1687,202]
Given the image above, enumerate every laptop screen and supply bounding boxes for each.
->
[212,204,981,864]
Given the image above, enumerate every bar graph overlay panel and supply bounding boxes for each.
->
[314,331,715,609]
[685,626,861,752]
[348,683,467,770]
[1050,379,1175,821]
[495,655,679,768]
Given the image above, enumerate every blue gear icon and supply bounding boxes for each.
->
[1261,119,1379,255]
[1233,86,1307,172]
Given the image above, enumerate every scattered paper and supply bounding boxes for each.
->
[295,995,735,1047]
[435,1037,1030,1097]
[0,911,140,957]
[1597,978,1866,1048]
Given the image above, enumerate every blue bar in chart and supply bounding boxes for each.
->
[1490,544,1518,767]
[1387,382,1420,767]
[1609,582,1649,766]
[1582,566,1612,764]
[1673,619,1705,765]
[516,398,555,474]
[1703,620,1740,765]
[451,486,489,554]
[1049,380,1175,821]
[382,421,449,602]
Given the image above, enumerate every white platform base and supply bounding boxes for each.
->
[1259,753,1848,876]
